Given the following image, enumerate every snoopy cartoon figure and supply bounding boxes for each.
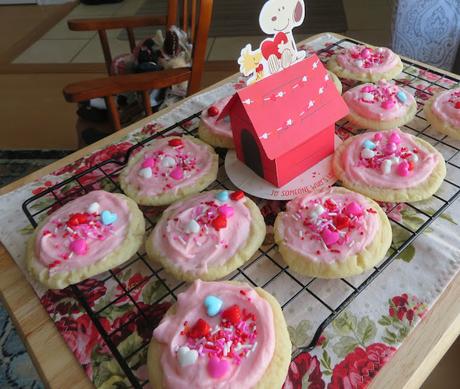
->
[237,0,306,84]
[259,0,306,73]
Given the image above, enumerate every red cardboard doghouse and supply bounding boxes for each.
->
[220,54,349,187]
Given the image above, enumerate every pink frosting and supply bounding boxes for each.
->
[277,188,379,263]
[201,96,233,140]
[343,80,415,121]
[431,88,460,128]
[123,137,214,196]
[337,45,399,74]
[341,129,439,189]
[35,190,130,273]
[153,280,275,389]
[151,191,251,275]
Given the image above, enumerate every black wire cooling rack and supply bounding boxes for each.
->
[22,38,460,388]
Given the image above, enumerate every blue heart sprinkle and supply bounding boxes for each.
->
[101,210,118,225]
[362,140,376,150]
[204,295,223,317]
[215,191,229,202]
[396,91,407,103]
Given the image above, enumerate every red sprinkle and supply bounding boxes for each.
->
[408,161,415,171]
[455,101,460,109]
[333,214,350,230]
[168,138,183,147]
[222,305,241,325]
[67,213,89,227]
[207,106,220,117]
[212,215,227,230]
[230,191,245,201]
[189,318,211,339]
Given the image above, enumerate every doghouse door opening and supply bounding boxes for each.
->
[241,129,264,178]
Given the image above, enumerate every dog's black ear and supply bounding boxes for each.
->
[293,0,304,23]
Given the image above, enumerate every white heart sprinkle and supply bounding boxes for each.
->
[162,156,176,168]
[355,59,364,67]
[381,159,393,175]
[185,220,200,234]
[391,156,400,164]
[177,346,198,367]
[138,167,152,179]
[409,154,419,163]
[362,92,374,102]
[309,204,325,220]
[361,148,375,159]
[87,202,100,214]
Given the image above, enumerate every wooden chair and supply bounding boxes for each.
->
[63,0,213,131]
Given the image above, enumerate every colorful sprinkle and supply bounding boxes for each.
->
[361,148,375,159]
[333,214,350,230]
[141,157,155,169]
[381,159,393,174]
[218,205,234,218]
[185,220,200,234]
[222,305,241,325]
[381,99,396,109]
[385,142,397,155]
[168,138,183,147]
[189,318,211,339]
[362,92,374,102]
[138,167,152,179]
[87,202,100,214]
[397,161,410,177]
[101,210,117,225]
[396,91,407,103]
[215,191,229,202]
[409,153,419,163]
[207,106,220,117]
[204,295,223,317]
[161,156,176,168]
[344,201,364,217]
[363,140,376,150]
[355,59,364,67]
[211,215,227,231]
[321,228,340,246]
[170,166,184,180]
[69,239,88,255]
[207,357,230,379]
[455,101,460,109]
[177,346,198,367]
[230,191,245,201]
[373,132,383,141]
[308,204,325,220]
[361,85,374,93]
[389,132,401,144]
[361,48,372,58]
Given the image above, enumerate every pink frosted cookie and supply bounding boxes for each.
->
[146,190,266,281]
[148,280,291,389]
[327,45,403,82]
[424,87,460,140]
[26,190,145,289]
[333,129,446,202]
[119,136,218,206]
[274,187,391,278]
[343,80,417,130]
[198,96,235,149]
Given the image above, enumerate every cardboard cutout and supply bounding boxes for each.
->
[238,0,307,84]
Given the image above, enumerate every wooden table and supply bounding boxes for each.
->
[0,33,459,389]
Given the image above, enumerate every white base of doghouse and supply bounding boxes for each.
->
[224,136,342,200]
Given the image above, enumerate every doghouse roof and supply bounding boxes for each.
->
[221,54,349,160]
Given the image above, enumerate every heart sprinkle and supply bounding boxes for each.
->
[218,205,234,218]
[396,90,407,103]
[362,140,376,150]
[344,201,363,217]
[230,191,245,201]
[207,106,220,117]
[389,132,401,144]
[169,167,184,180]
[207,357,230,379]
[361,148,375,159]
[138,167,152,179]
[204,295,223,317]
[189,318,211,339]
[101,210,117,225]
[69,239,88,255]
[321,228,340,246]
[168,138,183,148]
[381,159,393,175]
[177,346,198,367]
[215,191,229,202]
[221,305,241,325]
[141,157,155,169]
[161,156,176,168]
[211,215,227,231]
[185,220,200,234]
[87,202,100,214]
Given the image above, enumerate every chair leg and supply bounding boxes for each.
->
[142,90,153,116]
[105,95,122,131]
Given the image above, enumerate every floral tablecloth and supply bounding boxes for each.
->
[0,34,459,388]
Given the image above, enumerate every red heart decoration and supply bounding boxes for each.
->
[221,305,241,325]
[211,215,227,231]
[261,32,288,60]
[189,318,211,339]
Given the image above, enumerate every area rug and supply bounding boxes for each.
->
[0,149,72,388]
[118,0,347,40]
